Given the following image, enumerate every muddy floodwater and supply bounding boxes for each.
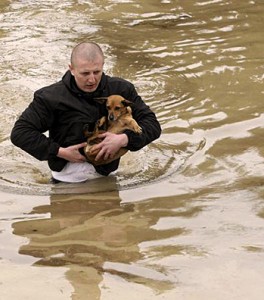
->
[1,1,264,299]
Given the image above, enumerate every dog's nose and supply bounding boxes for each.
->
[109,114,114,121]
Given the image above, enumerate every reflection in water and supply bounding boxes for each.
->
[12,177,202,298]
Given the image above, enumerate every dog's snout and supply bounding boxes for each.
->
[109,113,115,121]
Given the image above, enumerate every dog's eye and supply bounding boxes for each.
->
[115,107,121,111]
[106,106,110,110]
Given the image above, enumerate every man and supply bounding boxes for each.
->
[11,42,161,183]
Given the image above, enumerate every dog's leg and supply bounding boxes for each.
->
[98,116,107,128]
[128,118,142,134]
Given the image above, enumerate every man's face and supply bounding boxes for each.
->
[69,56,104,93]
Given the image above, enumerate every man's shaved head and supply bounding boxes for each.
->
[70,42,104,66]
[69,42,105,93]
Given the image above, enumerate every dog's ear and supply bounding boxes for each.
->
[83,123,95,137]
[93,97,108,104]
[122,99,133,107]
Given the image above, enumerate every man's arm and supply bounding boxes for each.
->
[10,92,58,161]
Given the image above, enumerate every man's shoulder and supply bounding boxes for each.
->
[34,79,70,104]
[103,74,137,99]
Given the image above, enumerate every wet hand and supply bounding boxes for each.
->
[92,132,128,162]
[57,142,87,163]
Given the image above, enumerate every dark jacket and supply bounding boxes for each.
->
[10,71,161,175]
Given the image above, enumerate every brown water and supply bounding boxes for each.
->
[0,1,264,299]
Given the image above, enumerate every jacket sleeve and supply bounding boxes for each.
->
[10,90,60,161]
[124,84,162,151]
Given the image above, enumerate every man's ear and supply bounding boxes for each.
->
[69,64,74,76]
[93,97,108,104]
[122,99,132,107]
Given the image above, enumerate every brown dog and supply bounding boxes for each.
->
[83,95,142,166]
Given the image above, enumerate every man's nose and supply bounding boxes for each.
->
[88,74,95,82]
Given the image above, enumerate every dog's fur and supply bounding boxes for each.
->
[83,95,142,166]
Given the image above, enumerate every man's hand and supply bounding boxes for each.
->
[91,132,128,162]
[57,142,87,163]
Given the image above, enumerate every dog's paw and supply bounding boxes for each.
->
[135,125,142,134]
